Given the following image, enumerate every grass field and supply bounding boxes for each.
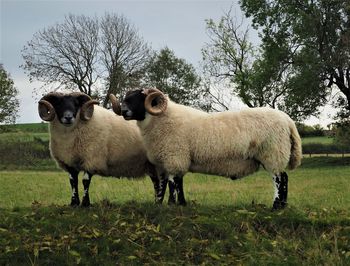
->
[0,159,349,265]
[302,136,334,144]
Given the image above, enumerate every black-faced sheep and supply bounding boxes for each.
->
[116,88,302,209]
[38,92,168,207]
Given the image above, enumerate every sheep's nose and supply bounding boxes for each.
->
[62,111,75,125]
[65,116,73,122]
[64,113,73,121]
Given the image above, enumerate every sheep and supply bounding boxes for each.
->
[115,88,302,209]
[38,91,171,207]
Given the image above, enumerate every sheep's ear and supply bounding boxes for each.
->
[80,100,99,121]
[38,93,61,121]
[76,94,92,106]
[38,100,55,121]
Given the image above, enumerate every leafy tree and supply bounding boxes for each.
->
[239,0,350,119]
[202,7,329,120]
[334,120,350,148]
[145,47,208,109]
[202,11,256,111]
[0,65,19,124]
[296,122,325,137]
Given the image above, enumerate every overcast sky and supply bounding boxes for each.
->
[0,0,336,125]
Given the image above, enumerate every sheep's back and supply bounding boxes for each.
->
[188,107,295,173]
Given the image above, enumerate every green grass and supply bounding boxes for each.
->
[0,123,49,142]
[0,132,49,142]
[0,125,349,264]
[0,160,350,264]
[0,122,48,133]
[302,136,334,144]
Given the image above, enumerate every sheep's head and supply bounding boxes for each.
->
[119,88,167,121]
[38,92,99,126]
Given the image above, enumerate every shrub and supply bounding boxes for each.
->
[296,123,325,137]
[302,143,350,154]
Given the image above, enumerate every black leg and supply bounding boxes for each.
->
[67,167,80,206]
[272,172,288,210]
[158,173,168,203]
[150,172,168,204]
[168,176,177,205]
[81,172,93,207]
[174,175,186,206]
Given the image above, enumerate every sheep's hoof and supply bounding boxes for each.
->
[154,195,165,204]
[272,200,287,211]
[81,196,90,207]
[178,200,187,206]
[230,175,238,180]
[168,195,176,205]
[70,197,80,207]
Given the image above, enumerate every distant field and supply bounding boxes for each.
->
[0,132,49,142]
[302,136,334,144]
[0,123,49,142]
[0,122,48,133]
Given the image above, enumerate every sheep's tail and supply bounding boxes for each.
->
[288,121,302,170]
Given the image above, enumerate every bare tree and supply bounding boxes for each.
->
[21,14,99,97]
[100,13,151,107]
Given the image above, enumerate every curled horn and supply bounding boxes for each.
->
[109,94,122,115]
[143,88,168,116]
[38,99,55,121]
[80,99,100,121]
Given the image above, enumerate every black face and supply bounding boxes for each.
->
[45,94,90,126]
[121,89,147,121]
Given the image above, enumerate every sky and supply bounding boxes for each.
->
[0,0,336,125]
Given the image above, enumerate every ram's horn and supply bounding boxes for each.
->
[80,100,100,121]
[144,88,168,116]
[38,100,56,121]
[109,94,122,115]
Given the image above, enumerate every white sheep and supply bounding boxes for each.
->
[116,88,302,209]
[38,92,169,207]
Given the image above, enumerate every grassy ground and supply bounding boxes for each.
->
[0,124,349,264]
[0,159,349,265]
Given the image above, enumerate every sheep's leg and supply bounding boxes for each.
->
[168,175,177,205]
[272,172,288,210]
[150,173,168,204]
[81,172,93,207]
[168,175,186,206]
[174,175,186,206]
[67,167,80,206]
[158,173,168,203]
